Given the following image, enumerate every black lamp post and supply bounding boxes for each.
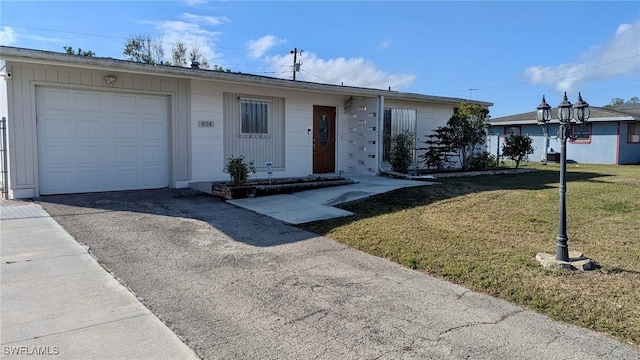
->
[536,92,590,262]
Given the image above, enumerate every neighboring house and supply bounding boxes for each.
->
[488,105,640,165]
[0,46,492,199]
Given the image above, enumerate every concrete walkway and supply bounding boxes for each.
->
[0,201,198,359]
[193,173,434,224]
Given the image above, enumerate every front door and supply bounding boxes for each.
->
[313,106,336,173]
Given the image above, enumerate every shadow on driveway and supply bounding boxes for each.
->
[37,188,316,247]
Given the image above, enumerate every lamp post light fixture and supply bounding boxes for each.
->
[535,92,590,262]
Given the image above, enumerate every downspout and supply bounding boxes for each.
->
[377,95,384,175]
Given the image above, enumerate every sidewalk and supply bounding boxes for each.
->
[0,201,199,359]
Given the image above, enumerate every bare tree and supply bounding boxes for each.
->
[171,41,188,67]
[123,33,165,65]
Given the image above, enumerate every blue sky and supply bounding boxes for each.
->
[1,1,638,118]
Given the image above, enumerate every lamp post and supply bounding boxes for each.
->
[536,92,589,262]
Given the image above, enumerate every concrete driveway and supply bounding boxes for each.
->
[36,189,639,359]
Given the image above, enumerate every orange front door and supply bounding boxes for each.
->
[313,106,336,173]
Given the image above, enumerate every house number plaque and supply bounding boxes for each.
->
[198,121,215,128]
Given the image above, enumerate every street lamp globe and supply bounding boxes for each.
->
[536,95,552,125]
[557,92,574,123]
[573,92,590,123]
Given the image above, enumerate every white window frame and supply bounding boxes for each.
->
[240,97,271,135]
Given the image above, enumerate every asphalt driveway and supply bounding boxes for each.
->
[37,189,639,359]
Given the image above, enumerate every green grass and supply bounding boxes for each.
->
[300,163,640,346]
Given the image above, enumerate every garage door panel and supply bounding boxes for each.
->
[37,89,71,112]
[76,145,102,164]
[76,120,102,139]
[40,117,72,139]
[141,122,165,140]
[139,97,165,115]
[114,95,137,114]
[75,170,104,191]
[114,121,139,140]
[74,92,101,113]
[114,169,139,188]
[141,145,165,163]
[37,88,169,195]
[115,146,138,163]
[40,145,73,165]
[141,169,165,186]
[42,171,74,194]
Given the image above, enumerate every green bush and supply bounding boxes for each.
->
[467,151,496,171]
[225,155,255,187]
[389,131,415,174]
[502,134,534,169]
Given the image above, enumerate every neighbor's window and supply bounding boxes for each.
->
[505,126,521,137]
[570,123,591,143]
[628,122,640,143]
[241,98,269,134]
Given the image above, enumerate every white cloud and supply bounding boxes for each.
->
[264,51,416,90]
[151,14,225,65]
[246,35,285,59]
[0,26,16,46]
[30,34,64,43]
[525,20,640,92]
[182,13,228,26]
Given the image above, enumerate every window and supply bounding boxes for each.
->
[628,122,640,143]
[382,108,417,162]
[570,123,591,143]
[240,98,269,134]
[504,126,521,137]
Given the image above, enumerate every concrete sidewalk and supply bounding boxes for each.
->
[0,201,198,360]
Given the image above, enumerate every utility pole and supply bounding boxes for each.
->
[468,88,478,100]
[290,48,302,80]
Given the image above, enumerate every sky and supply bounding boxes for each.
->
[0,1,638,118]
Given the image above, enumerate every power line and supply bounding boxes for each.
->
[0,23,287,56]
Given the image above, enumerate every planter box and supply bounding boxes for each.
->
[212,176,356,200]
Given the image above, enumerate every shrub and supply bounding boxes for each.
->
[467,151,496,171]
[502,134,534,169]
[225,155,255,187]
[389,131,415,173]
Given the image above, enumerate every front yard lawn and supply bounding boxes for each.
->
[300,163,640,346]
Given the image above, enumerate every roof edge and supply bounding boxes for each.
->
[0,46,493,107]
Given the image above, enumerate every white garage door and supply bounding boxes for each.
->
[36,88,170,195]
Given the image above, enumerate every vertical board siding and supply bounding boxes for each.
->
[6,62,190,193]
[223,92,285,170]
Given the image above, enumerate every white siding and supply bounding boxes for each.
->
[4,62,189,198]
[385,99,458,168]
[189,80,348,181]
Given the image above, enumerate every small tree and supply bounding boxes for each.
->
[389,131,415,173]
[502,134,534,169]
[445,103,490,170]
[418,128,455,170]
